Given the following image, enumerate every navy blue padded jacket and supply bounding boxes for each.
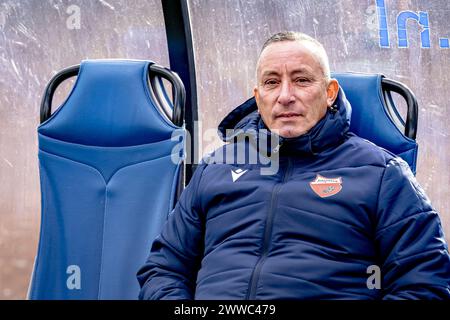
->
[137,90,450,300]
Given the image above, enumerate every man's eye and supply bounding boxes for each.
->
[264,80,278,86]
[296,78,310,83]
[264,79,278,85]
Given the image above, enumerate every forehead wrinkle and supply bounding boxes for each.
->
[289,67,314,76]
[261,70,281,78]
[260,65,314,79]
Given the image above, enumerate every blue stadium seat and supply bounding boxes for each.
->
[332,72,418,174]
[29,60,185,299]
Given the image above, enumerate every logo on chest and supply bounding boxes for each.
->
[309,174,343,198]
[231,168,248,182]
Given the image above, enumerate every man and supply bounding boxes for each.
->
[137,32,450,299]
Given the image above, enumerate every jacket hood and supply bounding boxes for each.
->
[217,88,352,156]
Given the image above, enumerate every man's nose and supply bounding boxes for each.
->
[277,81,295,106]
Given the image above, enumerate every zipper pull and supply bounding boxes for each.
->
[272,143,282,154]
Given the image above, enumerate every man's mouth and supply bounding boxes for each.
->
[276,112,301,119]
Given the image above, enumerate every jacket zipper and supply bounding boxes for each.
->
[245,156,293,299]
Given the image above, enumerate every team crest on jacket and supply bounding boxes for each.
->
[309,174,343,198]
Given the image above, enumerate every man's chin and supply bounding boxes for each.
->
[277,128,307,139]
[271,121,308,138]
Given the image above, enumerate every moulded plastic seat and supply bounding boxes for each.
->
[29,59,185,299]
[332,72,419,174]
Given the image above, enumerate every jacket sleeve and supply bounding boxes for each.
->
[375,158,450,299]
[136,163,206,300]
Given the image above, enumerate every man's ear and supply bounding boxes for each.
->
[326,79,339,106]
[253,86,260,113]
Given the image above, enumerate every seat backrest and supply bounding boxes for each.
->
[29,60,185,299]
[332,72,418,174]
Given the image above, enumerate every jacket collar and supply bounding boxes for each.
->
[218,88,352,156]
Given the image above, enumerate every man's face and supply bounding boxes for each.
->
[254,41,338,138]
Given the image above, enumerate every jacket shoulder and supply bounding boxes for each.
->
[341,133,399,168]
